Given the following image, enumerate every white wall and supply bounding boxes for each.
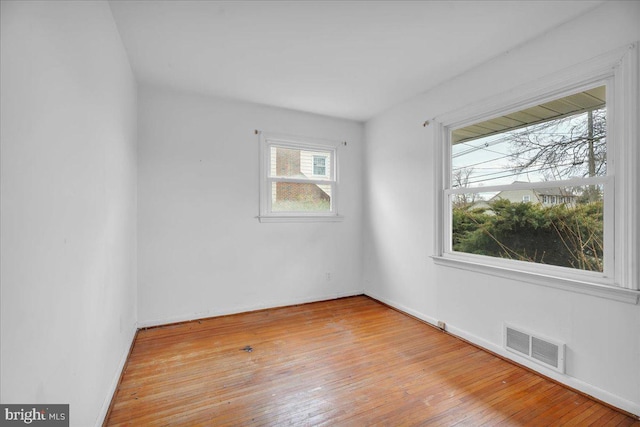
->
[3,0,637,423]
[363,0,640,416]
[0,2,137,426]
[137,85,364,326]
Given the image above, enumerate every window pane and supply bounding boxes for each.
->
[451,86,606,188]
[270,146,332,179]
[451,186,604,272]
[271,182,332,212]
[313,156,327,176]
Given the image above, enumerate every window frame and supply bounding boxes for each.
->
[432,44,640,304]
[258,132,343,223]
[445,80,614,281]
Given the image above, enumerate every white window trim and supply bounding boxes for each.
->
[432,43,640,304]
[258,131,343,223]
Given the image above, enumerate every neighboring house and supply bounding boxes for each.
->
[270,147,331,204]
[492,182,576,207]
[469,182,577,213]
[468,200,492,212]
[531,187,578,207]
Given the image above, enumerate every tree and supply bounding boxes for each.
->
[451,167,477,207]
[507,108,606,185]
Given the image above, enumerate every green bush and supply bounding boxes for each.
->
[452,199,603,271]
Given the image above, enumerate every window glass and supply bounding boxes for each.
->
[452,86,606,188]
[271,182,332,212]
[313,155,327,176]
[260,134,340,220]
[270,146,332,180]
[449,86,607,272]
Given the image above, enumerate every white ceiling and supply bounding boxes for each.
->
[109,1,604,122]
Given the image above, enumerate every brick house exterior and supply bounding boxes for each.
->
[274,147,330,204]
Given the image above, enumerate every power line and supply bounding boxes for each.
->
[452,118,606,159]
[455,162,596,187]
[452,135,606,172]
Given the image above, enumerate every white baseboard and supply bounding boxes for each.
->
[365,292,640,418]
[364,291,440,327]
[95,324,138,427]
[137,290,364,329]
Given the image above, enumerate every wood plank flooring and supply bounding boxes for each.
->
[106,296,639,426]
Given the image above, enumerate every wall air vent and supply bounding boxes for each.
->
[504,323,565,374]
[506,326,530,356]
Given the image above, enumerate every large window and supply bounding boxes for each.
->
[433,45,639,302]
[258,132,342,222]
[450,85,609,273]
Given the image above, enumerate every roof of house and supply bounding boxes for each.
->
[452,86,605,145]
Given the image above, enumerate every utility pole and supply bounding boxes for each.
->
[586,110,597,202]
[588,110,595,178]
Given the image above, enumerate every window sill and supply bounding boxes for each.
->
[431,255,640,305]
[258,214,344,223]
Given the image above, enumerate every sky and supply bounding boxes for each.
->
[451,108,606,194]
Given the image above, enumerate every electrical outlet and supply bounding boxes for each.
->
[437,321,446,331]
[326,272,331,281]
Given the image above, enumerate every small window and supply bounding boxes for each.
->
[258,132,342,222]
[522,195,531,203]
[313,155,327,176]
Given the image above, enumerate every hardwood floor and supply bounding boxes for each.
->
[106,296,639,426]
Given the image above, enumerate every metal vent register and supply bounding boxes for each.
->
[504,324,565,373]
